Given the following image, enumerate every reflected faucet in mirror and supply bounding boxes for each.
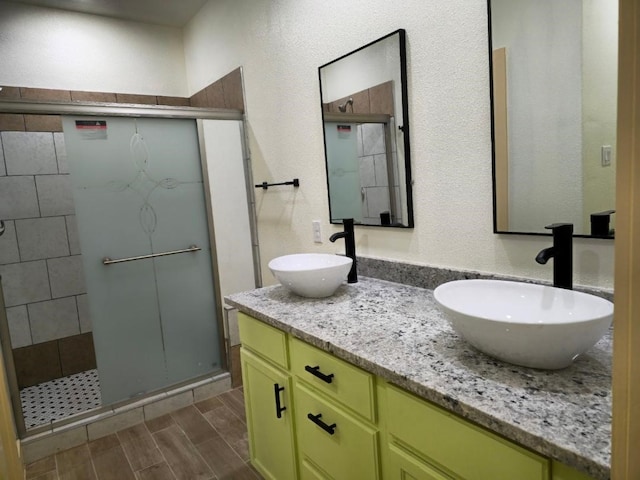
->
[590,209,615,237]
[329,218,357,283]
[535,223,573,290]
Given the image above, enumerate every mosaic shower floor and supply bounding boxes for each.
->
[20,369,102,429]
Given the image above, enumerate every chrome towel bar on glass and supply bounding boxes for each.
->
[102,245,201,265]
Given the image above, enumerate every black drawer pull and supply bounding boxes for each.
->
[274,383,286,418]
[305,365,334,384]
[307,413,336,435]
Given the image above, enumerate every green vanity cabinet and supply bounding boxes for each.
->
[239,314,298,480]
[378,381,550,480]
[551,461,598,480]
[238,312,599,480]
[290,337,380,479]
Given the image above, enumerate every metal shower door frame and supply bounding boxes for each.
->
[0,99,255,437]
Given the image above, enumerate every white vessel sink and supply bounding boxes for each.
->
[433,279,613,369]
[268,253,353,298]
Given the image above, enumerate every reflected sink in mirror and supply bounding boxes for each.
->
[433,279,613,370]
[268,253,353,298]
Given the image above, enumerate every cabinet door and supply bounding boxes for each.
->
[386,443,455,480]
[294,380,380,480]
[241,348,297,480]
[551,461,596,480]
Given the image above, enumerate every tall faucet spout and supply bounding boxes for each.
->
[535,247,554,265]
[329,218,357,283]
[536,223,573,289]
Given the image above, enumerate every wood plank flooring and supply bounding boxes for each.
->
[25,388,262,480]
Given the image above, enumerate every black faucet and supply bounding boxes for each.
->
[535,223,573,290]
[329,218,357,283]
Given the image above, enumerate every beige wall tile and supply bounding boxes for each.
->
[16,217,70,261]
[156,96,190,106]
[65,216,81,256]
[368,81,394,115]
[59,332,96,375]
[0,260,50,307]
[87,408,144,441]
[2,131,57,176]
[20,88,71,102]
[13,340,61,387]
[28,297,80,344]
[6,305,31,348]
[0,176,39,220]
[189,89,208,108]
[0,114,25,131]
[24,115,63,132]
[230,344,242,388]
[221,68,244,111]
[53,132,67,174]
[0,86,21,100]
[76,294,92,333]
[47,255,86,298]
[143,390,193,421]
[70,91,117,103]
[35,174,75,217]
[192,376,231,403]
[0,135,4,176]
[22,425,88,464]
[0,220,20,264]
[205,82,225,108]
[115,93,157,105]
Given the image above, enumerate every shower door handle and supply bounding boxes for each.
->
[102,245,201,265]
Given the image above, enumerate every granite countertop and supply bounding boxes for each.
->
[226,277,611,480]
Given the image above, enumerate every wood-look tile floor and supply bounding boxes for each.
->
[25,387,263,480]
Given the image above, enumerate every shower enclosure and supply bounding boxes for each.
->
[62,116,221,405]
[0,102,247,434]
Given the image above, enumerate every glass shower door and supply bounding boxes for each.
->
[62,116,221,405]
[324,122,363,223]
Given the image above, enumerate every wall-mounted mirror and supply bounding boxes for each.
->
[319,29,413,228]
[489,0,618,238]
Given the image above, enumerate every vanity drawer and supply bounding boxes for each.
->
[289,337,375,421]
[294,381,380,480]
[238,313,288,369]
[385,384,550,480]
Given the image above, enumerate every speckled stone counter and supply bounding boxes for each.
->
[226,277,612,480]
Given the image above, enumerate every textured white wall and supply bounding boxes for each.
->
[0,2,188,96]
[582,0,618,231]
[184,0,614,290]
[492,0,584,233]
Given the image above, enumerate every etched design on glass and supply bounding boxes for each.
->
[106,122,197,235]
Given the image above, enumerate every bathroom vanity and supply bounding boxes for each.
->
[226,277,611,480]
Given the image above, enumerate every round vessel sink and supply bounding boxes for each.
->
[268,253,353,298]
[433,279,613,369]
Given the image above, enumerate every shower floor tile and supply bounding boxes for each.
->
[20,369,102,429]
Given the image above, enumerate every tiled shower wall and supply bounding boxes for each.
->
[0,125,96,388]
[323,81,403,225]
[356,123,402,225]
[0,66,245,390]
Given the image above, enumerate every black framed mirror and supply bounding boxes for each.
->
[488,0,617,238]
[319,29,413,228]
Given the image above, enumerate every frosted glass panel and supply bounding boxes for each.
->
[325,122,363,222]
[62,117,221,405]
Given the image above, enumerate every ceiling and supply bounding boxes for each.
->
[7,0,210,27]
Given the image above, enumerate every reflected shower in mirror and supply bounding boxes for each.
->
[489,0,617,238]
[319,29,413,227]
